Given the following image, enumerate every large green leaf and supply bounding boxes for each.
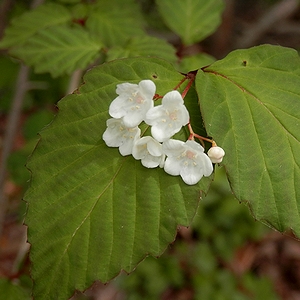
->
[106,36,177,63]
[9,25,102,77]
[196,45,300,236]
[25,58,212,300]
[156,0,224,45]
[85,0,145,47]
[0,3,71,48]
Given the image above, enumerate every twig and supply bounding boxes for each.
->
[0,0,45,237]
[11,226,30,274]
[0,64,30,237]
[67,69,83,94]
[236,0,299,49]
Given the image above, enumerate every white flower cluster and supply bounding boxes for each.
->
[102,80,225,185]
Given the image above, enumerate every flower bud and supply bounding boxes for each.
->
[207,146,225,163]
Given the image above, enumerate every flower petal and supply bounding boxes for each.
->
[180,167,203,185]
[147,138,163,156]
[109,96,128,118]
[162,139,213,185]
[145,106,165,125]
[132,136,164,168]
[138,80,156,99]
[200,154,214,176]
[162,90,184,107]
[164,156,182,176]
[116,82,137,95]
[163,139,185,156]
[145,90,190,141]
[151,123,174,142]
[119,141,134,156]
[185,140,204,153]
[109,80,156,127]
[122,110,146,128]
[141,156,162,168]
[102,118,140,156]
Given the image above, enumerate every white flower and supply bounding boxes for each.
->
[163,139,213,185]
[109,80,156,127]
[132,136,165,168]
[207,146,225,163]
[145,90,190,142]
[102,118,140,156]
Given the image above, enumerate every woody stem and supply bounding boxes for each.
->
[181,74,195,99]
[188,122,216,147]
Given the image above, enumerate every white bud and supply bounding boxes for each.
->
[207,146,225,163]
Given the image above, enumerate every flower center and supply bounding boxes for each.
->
[169,111,177,120]
[181,150,198,167]
[166,108,178,121]
[186,150,195,159]
[135,94,144,104]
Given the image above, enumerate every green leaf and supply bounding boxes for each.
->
[156,0,224,45]
[178,53,216,73]
[0,3,71,48]
[24,57,212,300]
[106,36,177,63]
[196,44,300,236]
[9,25,102,77]
[0,278,31,300]
[85,0,145,47]
[7,139,36,186]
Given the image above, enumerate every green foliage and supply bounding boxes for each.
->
[57,0,81,3]
[24,44,300,299]
[22,110,54,140]
[23,43,300,298]
[0,278,31,300]
[10,25,102,77]
[116,170,278,300]
[0,0,223,77]
[0,56,19,112]
[196,44,300,236]
[24,58,213,300]
[156,0,225,45]
[7,140,35,186]
[7,110,55,186]
[178,52,216,73]
[2,0,300,299]
[106,36,177,63]
[85,0,145,47]
[0,3,71,48]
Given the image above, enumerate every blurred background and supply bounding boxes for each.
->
[1,0,300,299]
